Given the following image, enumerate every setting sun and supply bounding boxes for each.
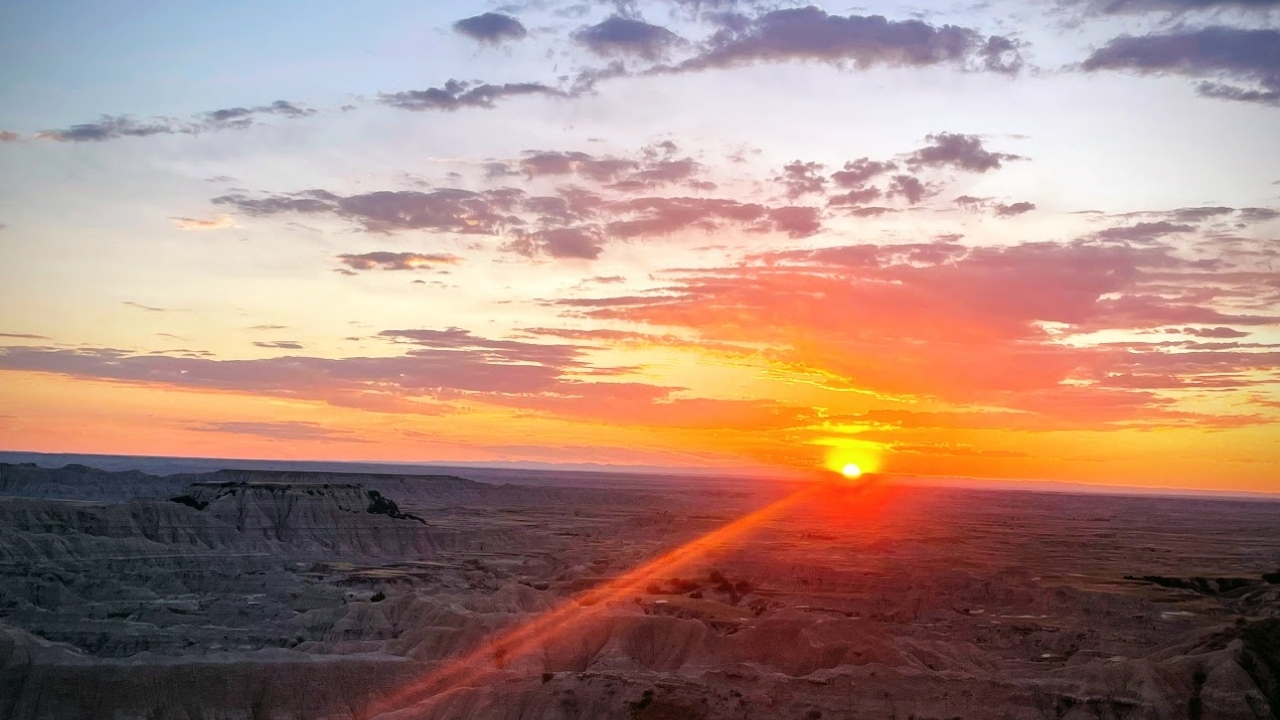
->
[841,463,863,480]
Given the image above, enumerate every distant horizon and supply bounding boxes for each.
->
[5,448,1278,502]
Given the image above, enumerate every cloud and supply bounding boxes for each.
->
[39,101,315,141]
[1095,221,1195,242]
[215,178,820,251]
[907,132,1024,173]
[663,8,1024,75]
[122,301,166,312]
[0,332,51,340]
[828,187,883,206]
[170,215,234,230]
[994,201,1036,217]
[507,227,606,259]
[40,115,186,142]
[1081,28,1280,106]
[213,188,524,234]
[1068,0,1280,14]
[253,341,304,349]
[453,12,528,44]
[602,196,818,238]
[769,206,822,237]
[337,252,462,270]
[574,16,682,60]
[775,160,827,199]
[378,79,566,111]
[521,150,637,180]
[1168,206,1234,222]
[248,325,288,331]
[0,327,599,404]
[201,100,315,129]
[1239,207,1280,222]
[886,174,928,204]
[955,195,990,208]
[187,420,370,443]
[1179,326,1250,338]
[518,143,703,188]
[556,236,1279,426]
[0,131,20,142]
[831,158,896,188]
[845,206,896,217]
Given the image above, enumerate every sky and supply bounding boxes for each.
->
[1,0,1278,492]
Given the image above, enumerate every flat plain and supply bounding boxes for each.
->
[1,457,1278,719]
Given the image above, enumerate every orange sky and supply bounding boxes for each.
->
[2,2,1279,494]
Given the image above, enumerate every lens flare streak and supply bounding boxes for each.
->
[370,482,828,716]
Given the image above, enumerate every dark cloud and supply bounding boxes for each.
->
[955,195,991,208]
[602,196,817,238]
[519,144,703,188]
[1081,28,1280,106]
[379,80,566,111]
[775,160,826,199]
[1168,206,1234,222]
[508,227,606,259]
[39,101,315,141]
[253,341,304,349]
[887,174,928,204]
[846,206,896,217]
[994,201,1037,217]
[187,421,371,443]
[484,162,520,179]
[337,252,462,270]
[522,151,637,181]
[377,327,588,370]
[573,16,682,60]
[769,206,822,237]
[214,160,818,255]
[828,187,883,206]
[453,12,528,45]
[907,132,1023,173]
[569,60,632,95]
[1095,221,1195,242]
[202,100,315,129]
[1239,207,1280,222]
[663,8,1024,75]
[831,158,896,188]
[0,328,591,402]
[1179,326,1250,338]
[213,188,524,234]
[40,115,186,142]
[617,158,701,189]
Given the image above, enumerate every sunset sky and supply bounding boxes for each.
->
[1,0,1278,491]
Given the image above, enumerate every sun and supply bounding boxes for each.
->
[841,463,863,480]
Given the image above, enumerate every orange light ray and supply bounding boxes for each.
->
[370,482,828,716]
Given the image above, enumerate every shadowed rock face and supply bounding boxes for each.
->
[1,462,1279,719]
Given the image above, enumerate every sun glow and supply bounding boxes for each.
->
[841,463,863,479]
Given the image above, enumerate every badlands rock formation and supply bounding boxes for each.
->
[1,460,1278,719]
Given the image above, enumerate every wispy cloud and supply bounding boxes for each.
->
[170,215,234,230]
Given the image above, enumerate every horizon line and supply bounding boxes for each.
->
[2,448,1277,502]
